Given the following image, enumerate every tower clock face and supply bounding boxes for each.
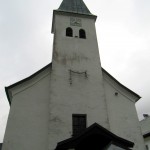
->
[70,17,82,27]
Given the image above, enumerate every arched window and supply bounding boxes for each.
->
[66,27,73,37]
[79,29,86,39]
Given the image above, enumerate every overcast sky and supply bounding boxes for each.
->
[0,0,150,142]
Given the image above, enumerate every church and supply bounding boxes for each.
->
[2,0,145,150]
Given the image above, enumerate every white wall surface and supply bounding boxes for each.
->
[140,116,150,135]
[140,116,150,149]
[102,71,145,150]
[2,67,51,150]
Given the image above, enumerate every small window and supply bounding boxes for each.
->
[66,27,73,37]
[72,114,86,136]
[79,29,86,39]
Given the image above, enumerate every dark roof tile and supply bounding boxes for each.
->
[58,0,92,15]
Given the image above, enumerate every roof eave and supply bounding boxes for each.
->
[102,68,141,102]
[5,87,11,106]
[55,9,97,18]
[5,63,52,105]
[143,132,150,138]
[52,9,97,33]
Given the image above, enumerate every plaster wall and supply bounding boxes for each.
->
[103,73,145,150]
[48,12,109,150]
[140,117,150,135]
[140,117,150,149]
[2,68,51,150]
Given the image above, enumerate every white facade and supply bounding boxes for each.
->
[2,1,145,150]
[140,116,150,150]
[103,70,145,150]
[49,11,109,149]
[3,66,51,150]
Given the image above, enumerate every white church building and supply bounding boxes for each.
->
[2,0,146,150]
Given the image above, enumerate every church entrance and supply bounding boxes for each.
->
[55,123,134,150]
[75,134,110,150]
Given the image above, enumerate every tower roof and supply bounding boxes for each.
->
[58,0,92,15]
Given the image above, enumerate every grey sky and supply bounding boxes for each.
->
[0,0,150,142]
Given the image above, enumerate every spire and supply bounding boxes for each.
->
[58,0,92,15]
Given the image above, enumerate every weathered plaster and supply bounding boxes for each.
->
[2,67,51,150]
[103,71,145,150]
[47,12,110,149]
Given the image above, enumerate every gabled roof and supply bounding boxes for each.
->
[55,123,134,150]
[5,63,140,105]
[58,0,92,15]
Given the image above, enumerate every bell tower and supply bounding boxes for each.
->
[49,0,110,149]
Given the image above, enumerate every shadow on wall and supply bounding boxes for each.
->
[0,143,2,150]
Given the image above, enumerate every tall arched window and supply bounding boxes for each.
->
[79,29,86,39]
[66,27,73,37]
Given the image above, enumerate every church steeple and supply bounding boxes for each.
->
[58,0,92,15]
[51,0,96,33]
[50,0,110,134]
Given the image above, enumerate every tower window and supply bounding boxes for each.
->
[79,29,86,39]
[66,27,73,37]
[72,114,86,136]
